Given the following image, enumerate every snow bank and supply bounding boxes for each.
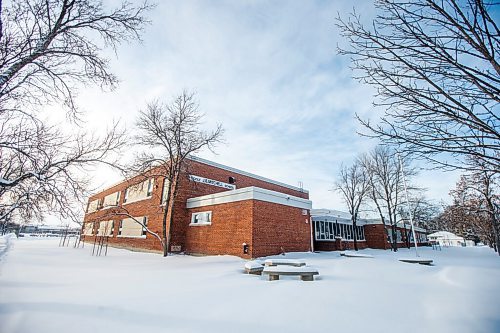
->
[0,239,499,333]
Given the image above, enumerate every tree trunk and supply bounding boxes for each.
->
[494,223,500,256]
[391,225,398,252]
[352,217,358,251]
[161,177,172,257]
[165,170,182,257]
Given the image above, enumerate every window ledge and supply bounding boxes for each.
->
[100,205,119,211]
[117,235,147,239]
[189,223,211,227]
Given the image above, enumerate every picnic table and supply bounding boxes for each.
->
[262,265,319,281]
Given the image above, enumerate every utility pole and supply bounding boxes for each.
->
[397,152,419,257]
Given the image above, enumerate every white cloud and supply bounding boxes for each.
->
[43,0,459,225]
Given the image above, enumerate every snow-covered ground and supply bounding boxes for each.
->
[1,236,499,333]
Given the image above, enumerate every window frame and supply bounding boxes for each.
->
[190,211,212,226]
[117,216,148,238]
[314,220,366,242]
[123,178,154,205]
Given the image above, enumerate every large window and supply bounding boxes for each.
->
[190,211,212,226]
[102,191,120,208]
[97,220,114,236]
[123,178,154,204]
[314,220,365,241]
[83,223,94,235]
[87,199,99,213]
[118,216,148,238]
[161,178,170,205]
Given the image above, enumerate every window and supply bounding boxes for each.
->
[97,220,114,236]
[102,191,120,208]
[314,221,365,241]
[357,226,365,240]
[142,217,148,236]
[123,178,154,204]
[190,211,212,226]
[387,229,393,242]
[161,178,170,205]
[83,223,94,235]
[87,199,99,213]
[118,216,148,238]
[147,178,154,196]
[314,220,365,241]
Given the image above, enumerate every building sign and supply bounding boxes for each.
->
[189,175,236,190]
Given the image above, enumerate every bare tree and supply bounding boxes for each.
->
[0,0,152,118]
[130,91,223,256]
[337,0,500,173]
[336,158,370,251]
[0,0,151,225]
[438,166,499,253]
[0,111,125,228]
[362,146,418,251]
[405,195,440,230]
[452,158,499,253]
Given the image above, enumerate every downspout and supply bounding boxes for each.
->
[309,216,314,252]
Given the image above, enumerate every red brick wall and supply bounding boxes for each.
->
[251,200,311,258]
[82,159,310,256]
[83,172,170,251]
[364,224,428,249]
[365,224,390,249]
[184,200,253,258]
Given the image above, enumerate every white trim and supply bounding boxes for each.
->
[117,235,146,239]
[188,156,308,194]
[189,222,212,227]
[186,186,312,210]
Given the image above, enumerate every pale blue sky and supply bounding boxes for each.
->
[48,0,460,222]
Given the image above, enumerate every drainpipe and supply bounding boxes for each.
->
[309,217,314,252]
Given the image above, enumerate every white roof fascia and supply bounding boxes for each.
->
[188,156,308,194]
[186,186,312,210]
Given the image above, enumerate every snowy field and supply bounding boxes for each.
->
[1,236,499,333]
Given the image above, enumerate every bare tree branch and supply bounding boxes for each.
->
[337,0,500,173]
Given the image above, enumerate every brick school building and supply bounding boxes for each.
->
[82,157,428,258]
[82,157,313,258]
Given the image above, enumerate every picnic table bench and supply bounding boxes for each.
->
[264,259,306,267]
[340,251,374,258]
[262,266,319,281]
[398,258,433,265]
